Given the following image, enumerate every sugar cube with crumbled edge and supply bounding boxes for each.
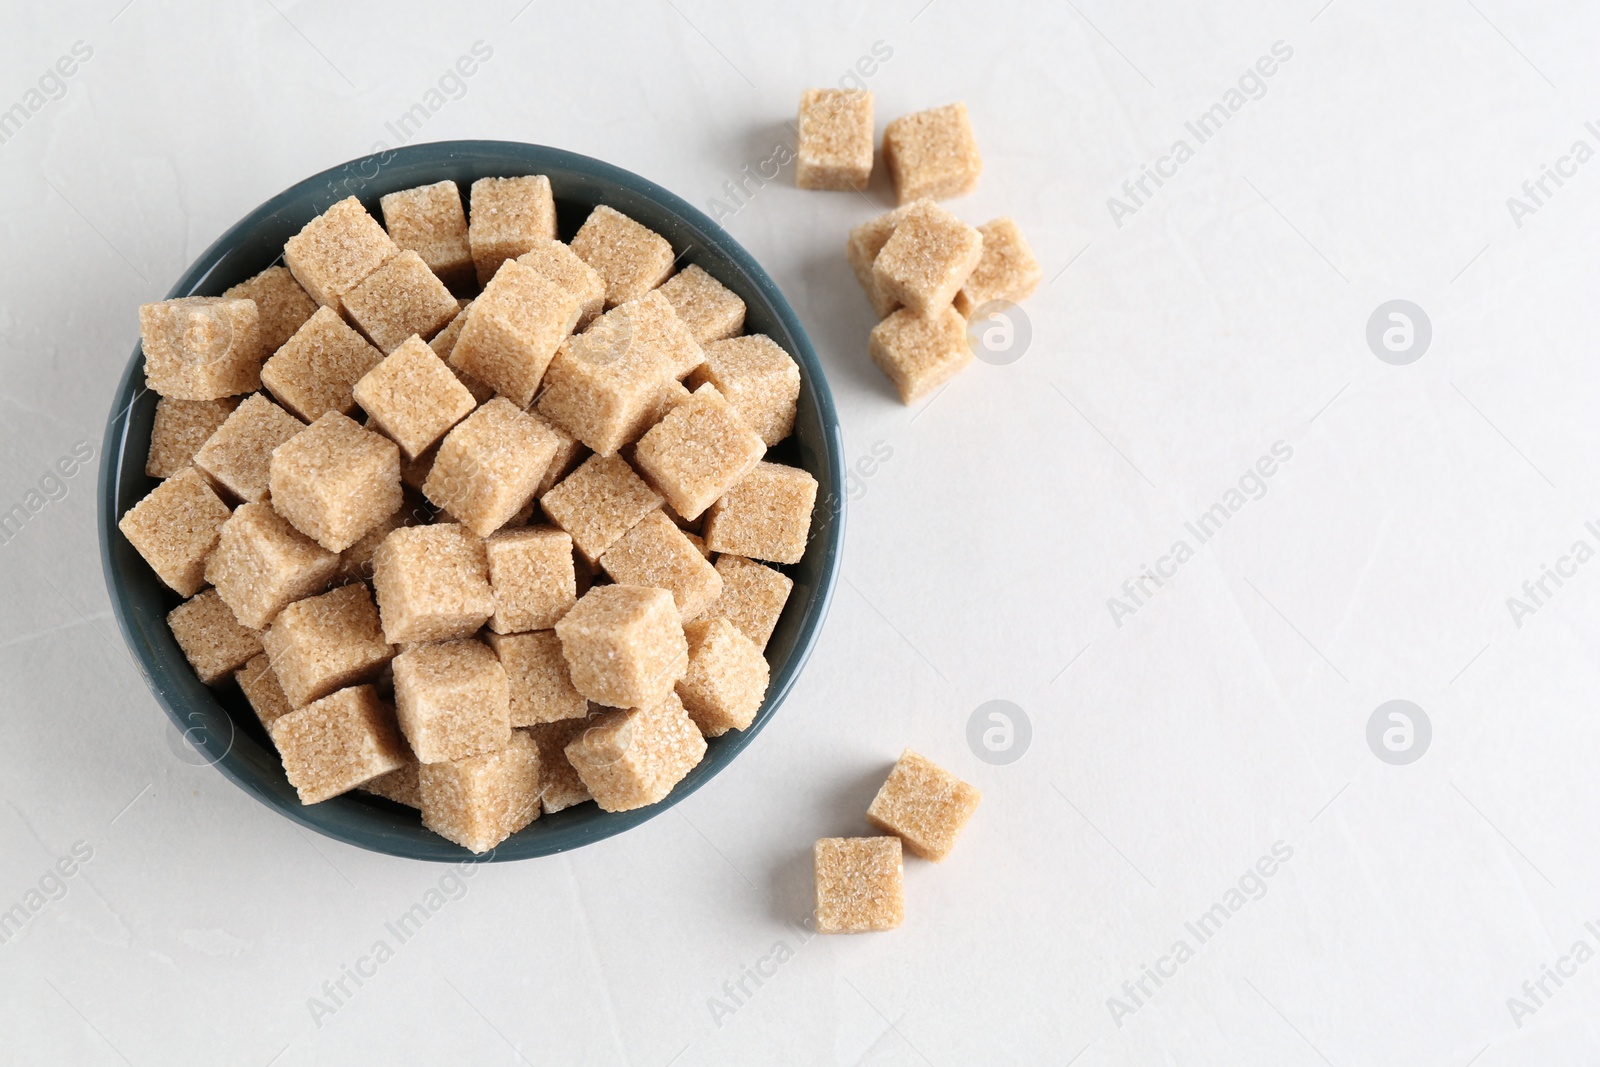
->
[485,526,577,633]
[633,383,764,521]
[569,205,676,308]
[269,684,409,804]
[424,398,560,537]
[872,200,983,315]
[283,196,399,314]
[167,588,261,684]
[362,759,422,808]
[866,749,982,861]
[262,583,395,708]
[237,653,294,730]
[353,335,476,461]
[223,265,318,354]
[953,216,1043,318]
[676,617,768,736]
[260,306,384,423]
[705,555,792,651]
[268,411,401,552]
[146,397,238,479]
[796,88,874,191]
[540,453,663,565]
[600,510,722,621]
[487,630,587,726]
[883,102,982,204]
[524,717,593,812]
[342,249,461,355]
[814,837,904,933]
[117,467,231,596]
[192,394,304,503]
[702,461,818,565]
[451,259,582,407]
[516,239,606,331]
[845,201,919,319]
[688,335,801,447]
[657,264,745,344]
[393,639,511,763]
[139,297,262,400]
[372,523,493,643]
[420,729,540,852]
[564,691,705,812]
[204,502,340,628]
[868,305,972,405]
[380,180,473,289]
[555,584,687,709]
[469,175,557,285]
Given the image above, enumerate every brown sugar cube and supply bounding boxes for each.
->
[845,202,919,318]
[953,216,1043,318]
[139,297,262,400]
[633,384,764,521]
[866,749,982,861]
[487,630,588,726]
[868,305,972,405]
[524,717,594,812]
[569,205,677,308]
[261,583,395,708]
[393,639,511,763]
[269,684,409,804]
[145,397,238,479]
[451,260,582,407]
[192,394,304,503]
[533,413,586,498]
[705,555,793,651]
[469,175,557,285]
[333,496,418,586]
[872,200,983,315]
[342,250,461,355]
[117,467,231,596]
[424,398,562,537]
[236,653,294,729]
[657,264,746,344]
[702,461,818,565]
[353,335,476,460]
[516,239,606,331]
[813,837,904,933]
[600,510,723,621]
[796,88,875,191]
[380,180,473,289]
[268,411,402,552]
[223,266,319,354]
[362,759,422,808]
[554,584,687,709]
[563,691,705,812]
[283,196,399,314]
[260,306,385,423]
[400,445,437,492]
[371,523,494,643]
[485,526,577,633]
[688,335,801,447]
[420,729,540,852]
[883,102,982,204]
[684,531,710,558]
[676,617,768,736]
[540,453,663,565]
[204,502,340,628]
[167,588,261,685]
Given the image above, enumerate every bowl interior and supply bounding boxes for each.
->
[98,140,844,862]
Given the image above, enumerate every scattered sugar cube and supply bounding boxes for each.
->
[540,453,663,565]
[555,584,688,709]
[469,175,557,285]
[260,306,385,422]
[192,394,304,503]
[139,297,262,400]
[450,259,582,406]
[393,638,512,764]
[883,102,982,204]
[524,718,594,812]
[532,412,586,498]
[570,205,677,308]
[420,729,540,853]
[167,587,261,685]
[845,202,918,318]
[371,523,493,643]
[269,684,409,804]
[333,497,418,585]
[600,510,723,621]
[953,216,1043,318]
[633,383,765,521]
[868,306,972,405]
[796,88,875,191]
[487,630,588,726]
[871,200,983,315]
[705,555,793,651]
[204,502,340,628]
[283,196,399,314]
[145,397,238,479]
[687,335,801,447]
[268,411,402,552]
[813,837,904,933]
[866,749,981,861]
[563,691,705,812]
[353,335,476,460]
[222,266,318,354]
[362,759,422,808]
[261,583,395,708]
[428,300,470,361]
[702,461,818,565]
[236,652,294,729]
[485,526,577,633]
[676,617,768,736]
[424,398,561,537]
[117,467,231,596]
[517,238,606,330]
[657,264,746,344]
[342,249,461,355]
[380,180,473,289]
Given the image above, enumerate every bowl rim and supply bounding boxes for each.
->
[97,139,845,862]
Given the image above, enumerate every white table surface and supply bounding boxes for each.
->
[4,1,1599,1063]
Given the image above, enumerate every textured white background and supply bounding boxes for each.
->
[3,1,1600,1064]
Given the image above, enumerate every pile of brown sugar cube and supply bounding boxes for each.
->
[793,92,1044,404]
[119,175,818,853]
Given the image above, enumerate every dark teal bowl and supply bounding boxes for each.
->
[97,140,845,862]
